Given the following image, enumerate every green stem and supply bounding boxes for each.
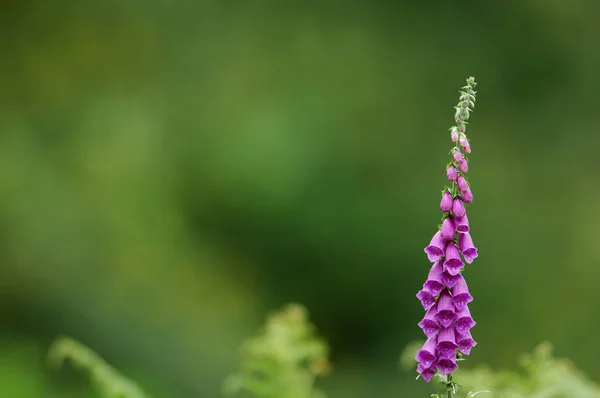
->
[447,373,454,398]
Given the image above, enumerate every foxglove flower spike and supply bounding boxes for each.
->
[415,77,479,385]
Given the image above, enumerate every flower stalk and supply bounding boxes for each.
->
[415,77,479,397]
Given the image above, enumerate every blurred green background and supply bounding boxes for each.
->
[1,0,600,397]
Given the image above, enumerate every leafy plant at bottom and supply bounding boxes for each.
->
[48,335,149,398]
[401,341,600,397]
[223,303,331,398]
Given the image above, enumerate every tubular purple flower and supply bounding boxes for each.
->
[453,150,463,162]
[436,357,458,375]
[440,191,453,212]
[455,305,476,335]
[423,260,444,296]
[440,218,455,240]
[436,326,458,358]
[459,158,468,173]
[417,363,436,383]
[424,231,446,262]
[452,198,466,219]
[415,337,438,369]
[442,270,461,288]
[443,243,464,276]
[457,176,468,191]
[451,275,473,312]
[463,142,471,154]
[434,290,457,328]
[458,232,478,264]
[446,165,458,181]
[461,186,473,203]
[458,133,467,147]
[454,213,469,233]
[416,289,436,310]
[456,330,477,356]
[418,305,441,338]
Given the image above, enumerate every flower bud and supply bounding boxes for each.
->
[453,150,464,162]
[459,158,468,173]
[457,176,468,191]
[452,198,466,218]
[440,191,452,213]
[461,186,473,203]
[440,218,455,240]
[446,165,458,181]
[459,133,467,147]
[463,142,471,153]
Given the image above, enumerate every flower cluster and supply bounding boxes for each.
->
[415,77,479,383]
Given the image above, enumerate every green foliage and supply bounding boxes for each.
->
[456,342,600,398]
[223,303,330,398]
[48,336,149,398]
[401,342,600,398]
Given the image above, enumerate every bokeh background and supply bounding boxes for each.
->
[1,0,600,397]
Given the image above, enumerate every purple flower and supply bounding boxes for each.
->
[458,232,478,264]
[415,337,438,369]
[457,176,468,191]
[451,275,473,312]
[416,289,436,310]
[440,191,453,213]
[440,218,455,240]
[454,213,469,233]
[423,260,444,297]
[446,165,458,181]
[455,305,476,335]
[456,330,477,356]
[436,326,458,359]
[417,363,436,383]
[443,243,464,276]
[442,270,461,288]
[459,158,468,173]
[434,290,457,328]
[452,198,466,219]
[453,150,464,162]
[458,133,467,147]
[424,231,446,262]
[418,305,441,338]
[436,356,458,375]
[463,142,471,154]
[461,186,473,203]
